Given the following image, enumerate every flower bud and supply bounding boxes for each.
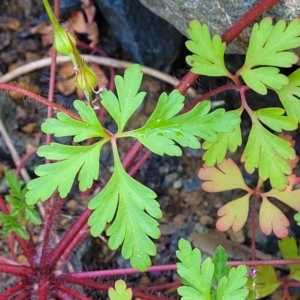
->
[43,0,77,57]
[75,64,98,102]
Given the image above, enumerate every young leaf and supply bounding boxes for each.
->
[240,18,300,94]
[255,266,281,298]
[278,237,300,281]
[259,197,289,238]
[241,122,295,190]
[211,246,230,284]
[100,64,146,132]
[216,265,249,300]
[88,147,162,271]
[255,107,297,132]
[277,68,300,123]
[176,238,214,299]
[42,100,108,142]
[198,158,250,193]
[25,141,105,205]
[202,122,242,166]
[186,20,231,77]
[0,172,41,240]
[108,280,132,300]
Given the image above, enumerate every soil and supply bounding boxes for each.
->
[1,1,300,300]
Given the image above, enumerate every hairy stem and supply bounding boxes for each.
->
[0,83,80,120]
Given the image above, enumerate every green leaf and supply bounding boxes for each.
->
[277,68,300,123]
[176,238,214,299]
[243,18,300,69]
[255,266,281,298]
[108,280,132,300]
[172,103,241,142]
[216,265,248,300]
[42,100,107,142]
[186,20,230,77]
[5,171,26,200]
[255,107,297,132]
[100,64,146,132]
[88,147,162,271]
[202,120,242,166]
[211,246,230,284]
[278,237,300,281]
[241,67,288,95]
[295,211,300,226]
[241,122,295,190]
[25,141,105,204]
[24,207,42,225]
[240,18,300,95]
[129,90,200,156]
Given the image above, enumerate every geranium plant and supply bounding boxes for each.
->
[1,0,300,299]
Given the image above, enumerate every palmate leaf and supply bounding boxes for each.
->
[198,158,250,193]
[42,100,107,142]
[185,20,231,77]
[240,18,300,94]
[25,141,105,205]
[241,122,295,190]
[88,148,162,271]
[176,238,214,299]
[216,265,249,300]
[277,68,300,123]
[108,280,132,300]
[130,95,240,156]
[100,64,146,132]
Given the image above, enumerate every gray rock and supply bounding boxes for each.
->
[139,0,300,56]
[94,0,183,71]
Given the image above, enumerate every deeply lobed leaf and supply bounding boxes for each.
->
[88,149,162,271]
[100,64,146,132]
[277,68,300,124]
[241,122,295,190]
[186,20,231,77]
[216,265,249,300]
[176,238,214,299]
[42,100,107,142]
[240,18,300,94]
[25,141,104,205]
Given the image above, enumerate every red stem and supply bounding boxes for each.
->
[0,264,35,277]
[175,0,280,94]
[37,275,50,300]
[40,193,63,269]
[60,274,167,300]
[184,84,237,112]
[0,281,28,300]
[0,83,80,121]
[56,283,91,300]
[221,0,281,44]
[49,209,91,266]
